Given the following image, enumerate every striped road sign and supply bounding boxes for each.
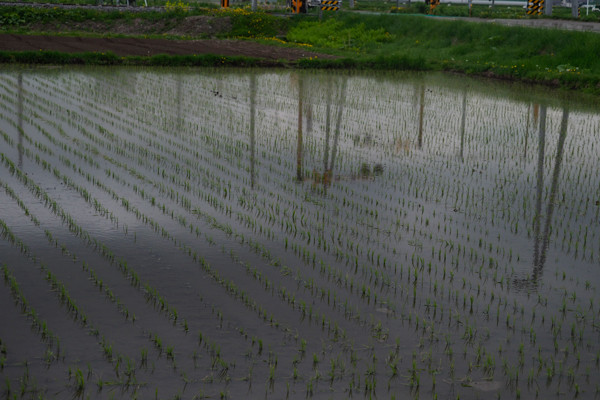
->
[321,0,340,10]
[527,0,543,14]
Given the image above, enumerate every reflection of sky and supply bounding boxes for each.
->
[135,70,598,289]
[1,68,599,290]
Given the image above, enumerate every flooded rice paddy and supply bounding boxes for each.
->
[0,66,599,399]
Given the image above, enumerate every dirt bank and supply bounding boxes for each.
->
[0,33,336,60]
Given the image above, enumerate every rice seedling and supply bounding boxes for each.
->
[0,67,598,400]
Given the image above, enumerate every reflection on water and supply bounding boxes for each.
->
[159,72,596,288]
[531,105,547,279]
[417,83,424,150]
[176,74,184,132]
[3,68,598,295]
[318,75,346,189]
[295,73,303,182]
[522,103,533,162]
[330,77,346,176]
[1,66,599,400]
[459,87,467,162]
[249,73,256,189]
[17,72,23,168]
[323,79,332,175]
[540,107,569,267]
[515,105,569,291]
[296,74,347,190]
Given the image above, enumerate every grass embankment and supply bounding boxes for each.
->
[1,5,600,93]
[0,50,272,66]
[289,13,600,92]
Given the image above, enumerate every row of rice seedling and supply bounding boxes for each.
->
[0,133,285,398]
[0,263,53,399]
[54,69,600,396]
[1,68,408,394]
[21,75,382,396]
[0,66,599,399]
[0,164,213,397]
[2,73,352,398]
[132,69,596,396]
[0,86,292,396]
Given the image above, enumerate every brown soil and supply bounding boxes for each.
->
[0,33,335,61]
[0,14,335,61]
[29,15,234,37]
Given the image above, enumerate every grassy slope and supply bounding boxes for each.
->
[290,13,600,93]
[1,5,600,93]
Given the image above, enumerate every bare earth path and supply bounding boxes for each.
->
[0,33,336,60]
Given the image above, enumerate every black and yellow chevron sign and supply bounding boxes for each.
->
[526,0,543,15]
[321,0,340,10]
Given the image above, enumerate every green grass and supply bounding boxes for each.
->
[0,5,290,40]
[3,5,212,23]
[0,0,221,6]
[289,12,600,92]
[0,49,275,66]
[1,4,600,93]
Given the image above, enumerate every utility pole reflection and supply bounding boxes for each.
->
[176,75,183,132]
[517,105,569,290]
[328,77,347,175]
[323,79,332,174]
[532,105,547,267]
[250,74,257,189]
[523,103,531,161]
[459,87,467,161]
[18,73,24,168]
[417,84,425,149]
[296,74,304,182]
[538,107,569,270]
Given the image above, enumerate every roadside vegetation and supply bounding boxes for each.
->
[1,3,600,93]
[292,13,600,93]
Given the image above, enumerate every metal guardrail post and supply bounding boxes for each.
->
[544,0,552,15]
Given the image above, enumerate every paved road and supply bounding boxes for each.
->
[435,15,600,33]
[354,10,600,33]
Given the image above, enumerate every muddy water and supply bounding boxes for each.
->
[0,66,599,399]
